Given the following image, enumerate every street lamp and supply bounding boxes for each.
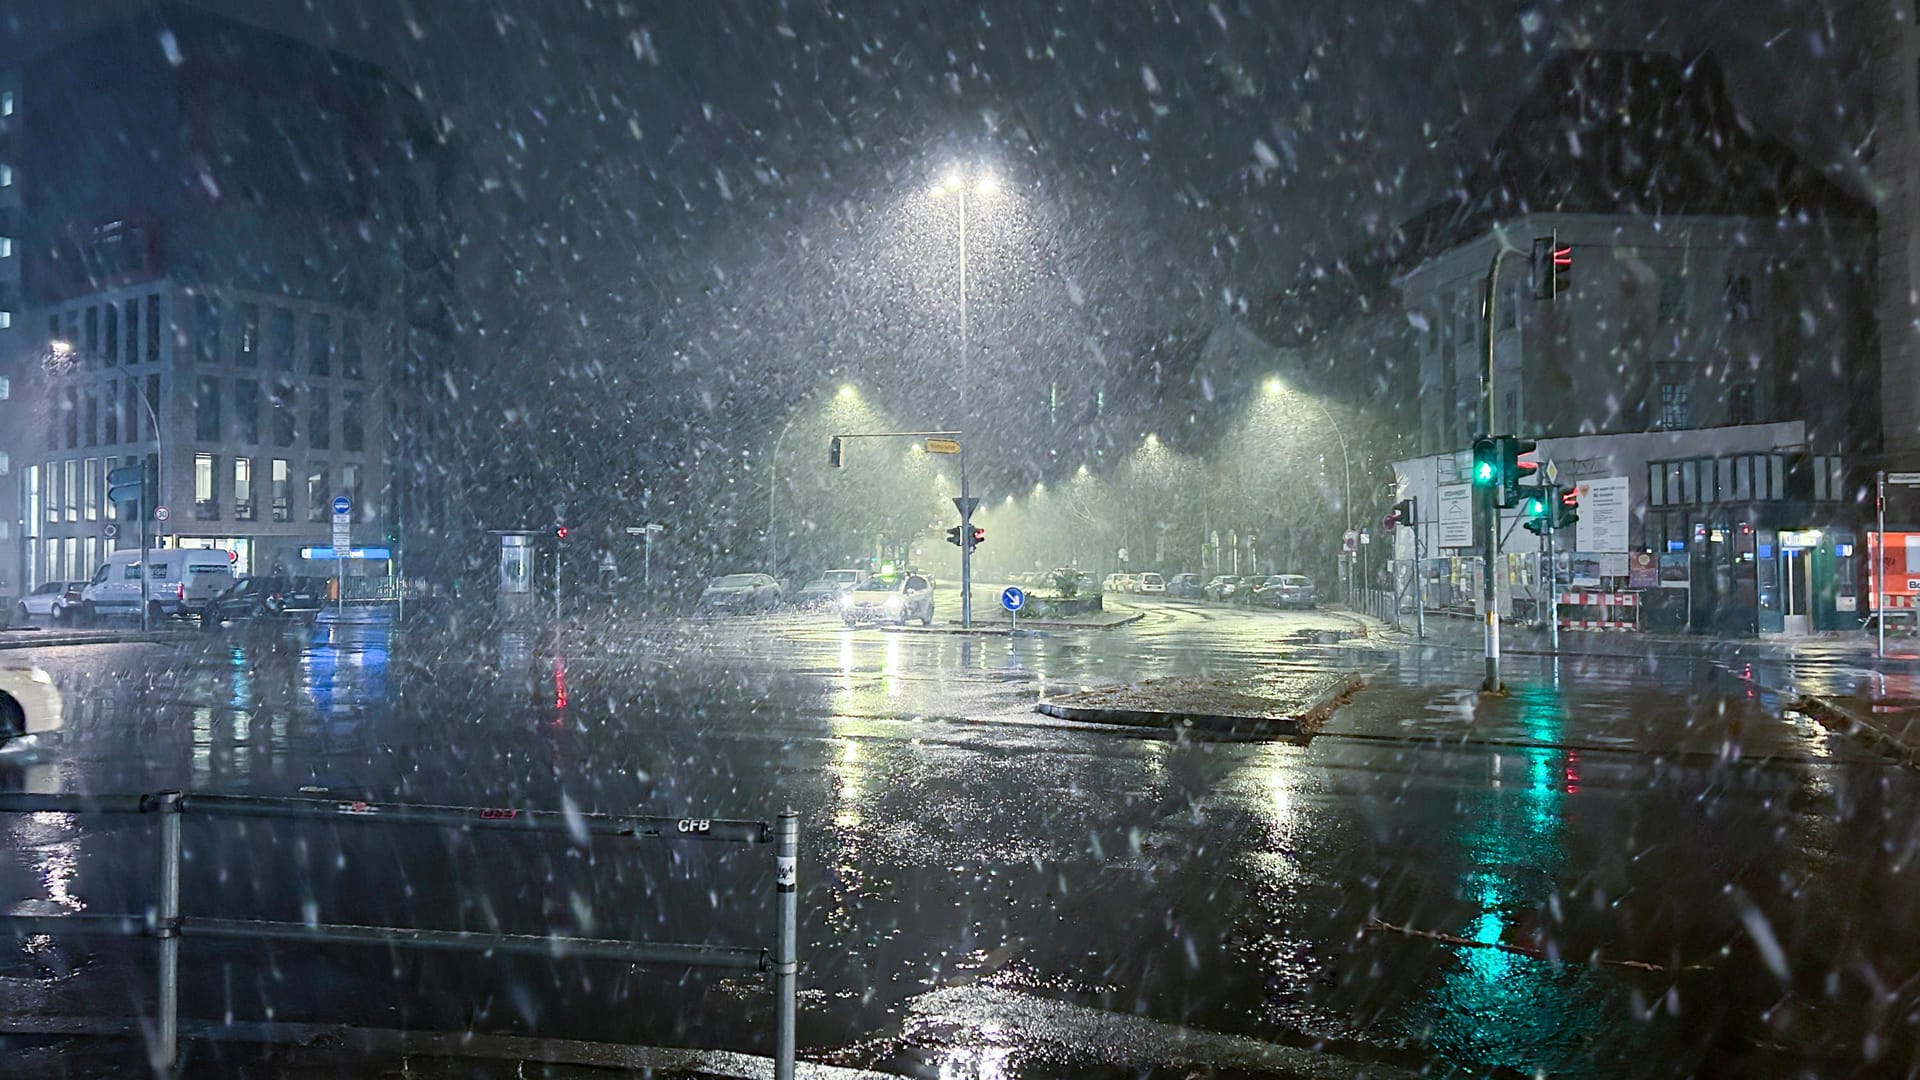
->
[42,339,166,628]
[1262,375,1353,594]
[928,169,1001,420]
[768,384,862,571]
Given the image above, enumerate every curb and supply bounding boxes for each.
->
[1791,694,1920,770]
[1036,672,1364,736]
[0,629,191,651]
[900,612,1146,635]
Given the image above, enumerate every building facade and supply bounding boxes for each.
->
[0,5,453,596]
[1381,50,1877,637]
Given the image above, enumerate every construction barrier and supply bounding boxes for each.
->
[1557,591,1642,631]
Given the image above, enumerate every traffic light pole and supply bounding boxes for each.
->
[1479,239,1514,694]
[1545,520,1559,655]
[960,443,973,630]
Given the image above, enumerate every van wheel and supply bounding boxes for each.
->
[80,603,97,628]
[147,601,166,627]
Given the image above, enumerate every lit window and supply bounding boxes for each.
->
[0,165,13,187]
[0,237,12,258]
[0,90,13,117]
[0,311,10,330]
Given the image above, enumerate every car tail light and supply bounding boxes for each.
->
[177,583,186,601]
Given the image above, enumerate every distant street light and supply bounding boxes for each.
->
[769,384,864,570]
[1261,376,1352,533]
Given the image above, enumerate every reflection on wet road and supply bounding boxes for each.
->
[1,599,1916,1076]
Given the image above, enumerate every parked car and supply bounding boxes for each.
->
[1077,571,1100,594]
[1203,575,1244,602]
[840,571,934,627]
[0,665,62,749]
[15,581,87,626]
[699,573,784,613]
[81,549,236,625]
[207,575,325,623]
[1251,574,1319,609]
[1166,573,1205,599]
[1102,573,1126,594]
[1137,572,1167,594]
[795,569,869,609]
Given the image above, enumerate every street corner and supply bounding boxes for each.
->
[1035,670,1365,738]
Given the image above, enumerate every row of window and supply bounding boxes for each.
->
[27,453,366,528]
[194,377,366,451]
[1646,453,1846,508]
[191,296,365,379]
[51,376,159,452]
[191,453,364,525]
[46,294,165,367]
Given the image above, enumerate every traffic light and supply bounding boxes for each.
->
[828,436,844,468]
[1532,232,1572,299]
[1554,485,1580,530]
[555,525,569,540]
[946,525,965,548]
[1391,498,1417,528]
[967,526,986,551]
[1471,437,1498,488]
[1498,437,1539,509]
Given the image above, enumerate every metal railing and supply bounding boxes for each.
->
[1357,587,1401,626]
[0,790,800,1079]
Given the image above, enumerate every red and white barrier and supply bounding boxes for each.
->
[1557,591,1641,631]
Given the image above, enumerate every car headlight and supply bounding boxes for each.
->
[884,596,903,613]
[839,595,855,610]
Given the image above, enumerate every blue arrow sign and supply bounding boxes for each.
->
[1001,587,1025,612]
[332,496,352,516]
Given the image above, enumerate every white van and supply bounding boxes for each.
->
[81,549,236,624]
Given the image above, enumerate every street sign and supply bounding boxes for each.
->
[1342,529,1358,552]
[1001,587,1025,612]
[1359,530,1371,545]
[103,523,118,540]
[953,496,980,519]
[1545,459,1559,484]
[924,438,961,455]
[153,505,169,522]
[332,510,352,551]
[332,495,352,516]
[1890,473,1920,485]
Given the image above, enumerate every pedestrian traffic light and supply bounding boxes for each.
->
[946,525,965,548]
[1554,485,1580,530]
[967,526,986,551]
[1471,437,1498,487]
[1496,437,1538,509]
[828,436,844,468]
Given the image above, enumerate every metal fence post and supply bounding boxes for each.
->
[773,809,798,1080]
[154,790,183,1071]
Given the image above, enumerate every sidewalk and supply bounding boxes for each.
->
[1354,606,1916,667]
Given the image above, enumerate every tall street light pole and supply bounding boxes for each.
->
[1262,378,1352,591]
[932,169,1000,628]
[45,340,163,631]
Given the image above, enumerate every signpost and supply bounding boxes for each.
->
[332,496,352,619]
[924,438,961,455]
[1001,586,1024,633]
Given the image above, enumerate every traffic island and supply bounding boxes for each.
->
[1036,670,1364,737]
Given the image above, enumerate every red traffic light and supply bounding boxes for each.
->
[1552,244,1573,268]
[555,526,569,539]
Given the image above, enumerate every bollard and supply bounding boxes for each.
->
[773,809,798,1080]
[154,790,183,1071]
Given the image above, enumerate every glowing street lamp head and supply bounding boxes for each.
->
[837,383,859,402]
[1262,376,1284,398]
[974,172,1000,196]
[1144,433,1160,449]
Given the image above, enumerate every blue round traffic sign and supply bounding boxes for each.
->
[1001,587,1025,612]
[332,496,352,515]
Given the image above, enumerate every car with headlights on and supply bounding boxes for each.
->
[840,571,934,627]
[0,666,62,751]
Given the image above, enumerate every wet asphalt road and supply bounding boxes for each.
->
[1,597,1919,1077]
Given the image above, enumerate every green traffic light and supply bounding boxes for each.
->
[1474,461,1496,483]
[1524,498,1545,516]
